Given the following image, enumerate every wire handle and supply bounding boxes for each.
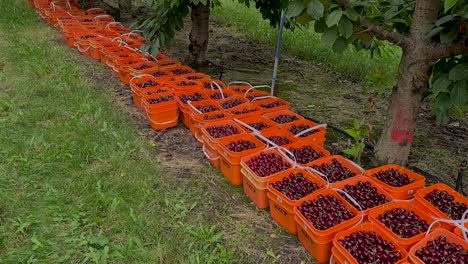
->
[187,101,203,114]
[295,124,327,138]
[105,21,123,30]
[211,82,225,99]
[250,96,276,102]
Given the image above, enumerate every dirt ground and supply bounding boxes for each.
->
[74,5,467,262]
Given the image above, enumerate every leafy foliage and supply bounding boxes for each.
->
[343,119,368,163]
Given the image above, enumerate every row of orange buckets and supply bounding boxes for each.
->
[30,1,468,263]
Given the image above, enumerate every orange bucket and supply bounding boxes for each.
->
[263,109,304,125]
[168,79,203,91]
[266,168,326,234]
[157,59,181,69]
[308,155,364,184]
[283,119,327,148]
[128,61,160,77]
[259,128,299,148]
[191,111,232,147]
[413,183,468,230]
[88,37,111,60]
[187,100,223,133]
[368,201,442,250]
[237,115,279,133]
[206,89,236,100]
[365,164,426,200]
[181,72,211,81]
[286,141,330,166]
[162,65,195,76]
[294,189,362,263]
[240,148,294,209]
[331,175,394,217]
[253,97,290,113]
[130,76,167,109]
[408,228,468,264]
[174,90,208,128]
[201,120,247,168]
[115,58,145,84]
[200,79,227,90]
[228,103,264,119]
[141,92,178,131]
[333,222,409,264]
[219,95,249,110]
[218,134,266,185]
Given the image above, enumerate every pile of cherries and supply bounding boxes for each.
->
[178,93,205,103]
[377,208,429,238]
[339,231,402,264]
[289,124,319,137]
[176,81,197,87]
[341,181,388,211]
[247,122,271,131]
[265,136,292,146]
[298,194,355,230]
[289,145,324,164]
[203,113,226,120]
[270,172,320,200]
[137,80,159,88]
[196,105,219,113]
[271,114,299,124]
[171,69,192,75]
[226,140,257,152]
[246,152,291,177]
[310,159,357,183]
[151,71,167,77]
[210,92,231,100]
[221,98,244,109]
[232,108,257,115]
[147,96,173,104]
[134,64,152,70]
[415,236,468,264]
[424,189,468,220]
[206,125,240,138]
[186,75,204,80]
[371,168,413,187]
[260,100,285,109]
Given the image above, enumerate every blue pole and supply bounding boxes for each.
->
[271,9,285,95]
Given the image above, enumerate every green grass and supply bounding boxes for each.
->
[212,1,401,94]
[0,1,236,263]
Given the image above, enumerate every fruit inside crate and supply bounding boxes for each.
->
[415,236,467,263]
[310,157,359,183]
[270,170,322,201]
[146,95,173,105]
[288,145,326,165]
[245,151,291,177]
[378,208,429,239]
[335,178,390,212]
[424,189,468,220]
[206,124,242,139]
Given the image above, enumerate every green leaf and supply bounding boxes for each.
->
[338,17,353,38]
[444,0,459,12]
[326,10,343,27]
[306,0,324,19]
[322,26,338,46]
[450,81,468,106]
[295,12,313,24]
[345,128,358,139]
[440,25,459,44]
[344,8,359,21]
[384,7,400,21]
[425,26,444,39]
[432,74,452,94]
[435,93,452,124]
[333,37,347,53]
[436,15,453,26]
[286,0,304,18]
[449,63,468,81]
[314,18,327,33]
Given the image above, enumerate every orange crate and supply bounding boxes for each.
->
[258,128,298,148]
[408,228,468,264]
[218,134,266,185]
[218,95,249,110]
[368,201,442,250]
[115,58,144,85]
[129,61,160,77]
[365,164,426,200]
[141,92,178,131]
[228,103,264,119]
[286,141,330,166]
[266,168,326,234]
[187,100,223,133]
[294,189,362,263]
[333,222,408,264]
[240,149,294,209]
[263,109,304,125]
[130,76,167,109]
[181,72,211,81]
[308,155,364,184]
[331,176,393,217]
[253,97,290,113]
[414,183,468,230]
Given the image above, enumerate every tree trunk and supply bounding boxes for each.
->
[374,49,434,165]
[374,0,441,165]
[189,1,210,65]
[118,0,132,23]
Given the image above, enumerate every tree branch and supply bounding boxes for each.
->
[336,0,408,47]
[430,40,468,60]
